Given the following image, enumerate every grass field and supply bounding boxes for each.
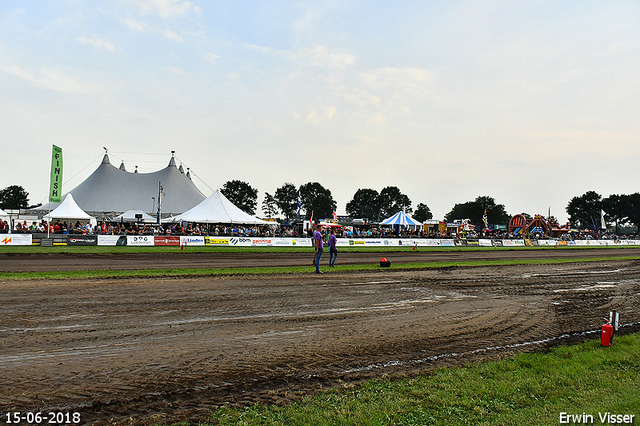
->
[202,333,640,426]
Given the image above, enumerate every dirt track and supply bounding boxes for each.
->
[1,250,640,425]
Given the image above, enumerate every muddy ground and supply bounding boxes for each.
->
[1,250,640,425]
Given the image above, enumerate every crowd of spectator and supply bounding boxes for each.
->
[2,218,638,241]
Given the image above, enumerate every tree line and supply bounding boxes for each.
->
[3,183,640,231]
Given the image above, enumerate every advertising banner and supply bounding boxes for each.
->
[49,145,63,203]
[180,236,205,246]
[206,237,230,246]
[67,235,97,246]
[1,234,33,246]
[98,235,124,246]
[155,236,180,246]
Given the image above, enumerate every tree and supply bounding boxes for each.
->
[0,185,37,210]
[299,182,336,221]
[602,194,627,233]
[444,196,509,225]
[622,193,640,232]
[566,191,602,230]
[413,203,433,223]
[346,188,380,221]
[274,182,299,221]
[261,192,279,219]
[220,180,258,215]
[378,186,412,220]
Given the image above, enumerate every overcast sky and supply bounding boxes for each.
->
[1,0,639,223]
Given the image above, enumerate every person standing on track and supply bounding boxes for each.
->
[314,224,324,274]
[328,228,338,267]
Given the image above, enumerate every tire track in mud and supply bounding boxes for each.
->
[1,261,640,425]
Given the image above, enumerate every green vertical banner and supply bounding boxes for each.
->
[49,145,63,203]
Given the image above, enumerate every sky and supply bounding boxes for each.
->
[1,0,639,223]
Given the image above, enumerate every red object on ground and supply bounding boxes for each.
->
[601,323,613,346]
[380,257,391,267]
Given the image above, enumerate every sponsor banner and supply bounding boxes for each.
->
[228,237,253,246]
[98,235,126,246]
[1,234,33,246]
[156,236,180,246]
[466,239,480,246]
[454,240,466,246]
[398,239,417,247]
[440,239,455,247]
[501,240,517,247]
[418,239,441,246]
[126,235,154,246]
[67,235,97,246]
[567,241,576,245]
[206,237,230,246]
[514,240,525,246]
[479,239,493,247]
[251,238,273,246]
[293,238,313,247]
[180,236,206,246]
[492,240,503,247]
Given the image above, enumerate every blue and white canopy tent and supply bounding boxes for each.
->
[380,211,422,227]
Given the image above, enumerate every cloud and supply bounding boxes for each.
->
[124,17,147,32]
[243,43,273,54]
[128,0,200,18]
[166,66,187,75]
[163,29,184,42]
[205,52,220,61]
[76,36,116,52]
[297,44,355,69]
[0,65,91,93]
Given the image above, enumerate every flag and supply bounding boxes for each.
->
[482,209,489,229]
[601,209,606,231]
[49,145,63,203]
[333,212,337,221]
[297,191,301,218]
[310,210,314,225]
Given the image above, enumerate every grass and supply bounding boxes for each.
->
[2,255,640,281]
[203,333,640,426]
[2,244,640,255]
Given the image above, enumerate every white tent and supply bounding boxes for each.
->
[165,190,269,225]
[0,208,8,218]
[44,194,93,222]
[113,209,156,223]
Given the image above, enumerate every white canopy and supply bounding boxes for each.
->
[44,194,93,222]
[113,209,156,223]
[0,208,8,217]
[165,190,269,225]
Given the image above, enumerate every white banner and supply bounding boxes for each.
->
[127,235,155,246]
[180,236,206,246]
[1,234,33,246]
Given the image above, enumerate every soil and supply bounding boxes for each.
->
[1,249,639,425]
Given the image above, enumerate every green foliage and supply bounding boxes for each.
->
[566,191,602,230]
[299,182,336,221]
[413,203,433,222]
[274,182,299,221]
[378,186,412,219]
[445,196,509,226]
[220,180,258,215]
[346,188,380,221]
[0,185,33,210]
[261,192,278,219]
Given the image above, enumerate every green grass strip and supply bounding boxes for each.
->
[203,333,640,426]
[2,256,640,281]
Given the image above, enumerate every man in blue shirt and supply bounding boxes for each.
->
[328,229,338,267]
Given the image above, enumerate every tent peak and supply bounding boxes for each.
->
[102,154,111,165]
[168,151,177,167]
[119,162,126,171]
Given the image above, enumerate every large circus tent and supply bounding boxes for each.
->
[38,152,206,217]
